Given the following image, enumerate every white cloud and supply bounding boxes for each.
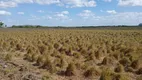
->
[0,10,11,16]
[14,0,34,3]
[61,11,69,14]
[17,12,24,15]
[28,15,40,20]
[37,10,44,13]
[107,10,117,14]
[45,16,52,20]
[77,10,142,25]
[61,0,96,8]
[0,0,96,8]
[118,0,142,6]
[103,0,112,2]
[35,0,60,5]
[94,12,142,25]
[54,11,70,20]
[78,10,95,19]
[0,1,17,8]
[28,11,71,21]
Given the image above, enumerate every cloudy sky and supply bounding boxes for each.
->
[0,0,142,26]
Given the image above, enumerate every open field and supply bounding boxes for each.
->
[0,28,142,80]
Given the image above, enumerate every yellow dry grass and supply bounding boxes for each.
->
[0,28,142,80]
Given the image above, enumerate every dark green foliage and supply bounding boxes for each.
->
[12,25,43,28]
[0,22,4,28]
[139,23,142,27]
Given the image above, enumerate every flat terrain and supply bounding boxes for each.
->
[0,27,142,80]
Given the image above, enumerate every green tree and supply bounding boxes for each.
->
[0,22,4,28]
[139,23,142,26]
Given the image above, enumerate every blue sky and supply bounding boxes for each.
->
[0,0,142,26]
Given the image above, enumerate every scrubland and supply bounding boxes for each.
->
[0,28,142,80]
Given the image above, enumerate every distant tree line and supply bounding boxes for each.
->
[1,21,142,28]
[12,25,43,28]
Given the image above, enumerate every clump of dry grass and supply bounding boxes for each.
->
[102,57,113,65]
[114,74,130,80]
[73,52,81,58]
[136,68,142,75]
[136,75,142,80]
[114,64,124,73]
[65,63,76,76]
[99,68,114,80]
[24,53,32,61]
[36,55,46,66]
[84,67,100,77]
[4,54,12,61]
[119,57,131,66]
[131,60,140,69]
[31,53,39,62]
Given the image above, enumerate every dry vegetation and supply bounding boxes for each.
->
[0,28,142,80]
